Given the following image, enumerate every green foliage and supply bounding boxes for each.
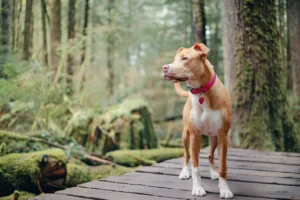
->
[106,148,184,167]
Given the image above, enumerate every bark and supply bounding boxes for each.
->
[41,0,48,67]
[233,0,298,152]
[49,0,62,75]
[287,0,300,97]
[107,0,115,96]
[192,0,206,44]
[67,0,76,94]
[22,0,33,60]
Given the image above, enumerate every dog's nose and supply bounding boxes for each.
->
[162,65,169,72]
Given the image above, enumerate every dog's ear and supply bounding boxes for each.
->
[193,43,210,55]
[177,47,184,54]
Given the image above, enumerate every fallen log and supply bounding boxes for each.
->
[0,148,66,196]
[0,131,115,166]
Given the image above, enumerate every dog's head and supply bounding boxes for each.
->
[162,43,210,83]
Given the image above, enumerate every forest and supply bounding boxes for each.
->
[0,0,299,199]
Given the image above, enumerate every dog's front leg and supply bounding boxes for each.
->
[179,127,190,180]
[190,129,206,197]
[218,132,234,199]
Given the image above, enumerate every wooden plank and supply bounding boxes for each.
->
[199,151,300,166]
[226,148,300,158]
[165,157,300,174]
[102,172,300,199]
[154,162,300,179]
[79,180,269,200]
[156,161,300,180]
[56,187,170,200]
[136,166,300,186]
[32,194,88,200]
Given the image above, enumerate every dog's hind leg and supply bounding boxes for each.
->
[218,132,234,199]
[179,127,190,180]
[209,136,219,180]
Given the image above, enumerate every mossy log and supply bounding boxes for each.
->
[0,148,133,197]
[65,164,134,187]
[0,190,35,200]
[0,148,66,196]
[85,99,158,154]
[106,148,184,167]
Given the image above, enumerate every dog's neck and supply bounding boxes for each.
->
[186,60,215,89]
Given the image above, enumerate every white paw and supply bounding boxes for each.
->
[219,177,234,199]
[220,189,234,199]
[210,169,219,180]
[179,166,190,180]
[192,185,206,196]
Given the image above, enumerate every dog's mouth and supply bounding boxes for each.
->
[164,75,188,82]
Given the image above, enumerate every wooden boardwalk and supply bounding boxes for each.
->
[32,147,300,200]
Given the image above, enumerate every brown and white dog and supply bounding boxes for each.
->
[162,43,233,199]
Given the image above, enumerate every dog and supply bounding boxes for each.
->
[162,43,233,199]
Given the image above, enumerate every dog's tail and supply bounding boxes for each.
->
[174,83,189,97]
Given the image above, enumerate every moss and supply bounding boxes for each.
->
[0,190,35,200]
[65,164,134,187]
[0,142,6,156]
[106,148,184,167]
[85,98,157,154]
[0,148,66,196]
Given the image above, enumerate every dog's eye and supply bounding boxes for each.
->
[182,57,188,60]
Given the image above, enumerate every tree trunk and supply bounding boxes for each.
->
[67,0,76,94]
[0,0,11,77]
[15,0,22,50]
[22,0,33,60]
[222,0,237,94]
[192,0,206,44]
[233,0,298,152]
[287,0,300,97]
[10,0,16,52]
[49,0,62,76]
[80,0,89,64]
[107,0,115,96]
[41,0,48,67]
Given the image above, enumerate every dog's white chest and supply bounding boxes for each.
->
[191,94,223,136]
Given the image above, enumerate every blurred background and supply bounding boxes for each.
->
[0,0,299,198]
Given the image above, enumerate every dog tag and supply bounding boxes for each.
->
[199,97,204,104]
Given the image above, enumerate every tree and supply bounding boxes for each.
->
[107,0,115,96]
[41,0,48,67]
[192,0,206,44]
[80,0,89,64]
[22,0,33,60]
[233,0,298,152]
[0,0,11,77]
[287,0,300,97]
[67,0,76,93]
[222,0,237,94]
[49,0,62,77]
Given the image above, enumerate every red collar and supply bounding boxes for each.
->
[187,72,217,104]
